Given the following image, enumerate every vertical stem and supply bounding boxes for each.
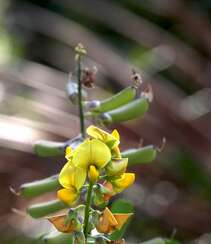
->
[83,182,94,239]
[77,55,85,138]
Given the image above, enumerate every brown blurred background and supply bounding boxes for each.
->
[1,0,211,243]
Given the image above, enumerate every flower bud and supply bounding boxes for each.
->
[73,231,85,244]
[106,158,128,176]
[91,210,101,226]
[96,237,107,244]
[93,184,112,206]
[110,239,126,244]
[100,113,112,124]
[84,100,101,110]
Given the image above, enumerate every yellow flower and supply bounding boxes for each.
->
[112,173,135,193]
[96,207,133,234]
[58,138,111,205]
[58,163,86,205]
[72,138,111,170]
[59,162,86,191]
[87,125,121,158]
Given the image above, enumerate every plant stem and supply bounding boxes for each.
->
[83,181,94,239]
[77,55,85,138]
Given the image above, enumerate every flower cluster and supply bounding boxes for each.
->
[57,125,135,206]
[48,125,135,242]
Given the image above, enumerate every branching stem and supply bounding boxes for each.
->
[77,55,85,138]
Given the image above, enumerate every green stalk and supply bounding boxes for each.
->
[83,182,94,240]
[77,55,85,138]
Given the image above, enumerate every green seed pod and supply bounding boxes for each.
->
[103,98,149,124]
[34,135,83,157]
[66,81,87,105]
[20,175,60,198]
[34,140,65,157]
[88,86,137,113]
[43,231,73,244]
[121,145,157,166]
[27,199,67,218]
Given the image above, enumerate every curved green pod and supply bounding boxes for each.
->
[103,98,149,124]
[122,145,157,166]
[89,86,137,113]
[66,81,87,105]
[34,140,65,157]
[27,199,67,218]
[20,175,60,198]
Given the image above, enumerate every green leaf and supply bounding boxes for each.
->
[109,199,134,241]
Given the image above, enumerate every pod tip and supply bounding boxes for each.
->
[11,208,27,217]
[138,138,144,148]
[9,186,20,196]
[157,137,166,152]
[131,69,142,88]
[141,84,153,102]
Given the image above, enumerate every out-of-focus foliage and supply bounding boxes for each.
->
[1,0,211,243]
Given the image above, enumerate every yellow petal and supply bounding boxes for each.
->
[113,173,135,193]
[73,139,111,169]
[47,214,76,233]
[86,125,105,141]
[65,146,73,160]
[57,188,78,205]
[113,213,133,230]
[86,125,120,148]
[112,129,120,140]
[59,162,86,190]
[88,165,99,182]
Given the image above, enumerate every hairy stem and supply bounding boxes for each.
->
[77,55,85,138]
[83,182,94,240]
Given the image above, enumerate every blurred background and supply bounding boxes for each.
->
[1,0,211,243]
